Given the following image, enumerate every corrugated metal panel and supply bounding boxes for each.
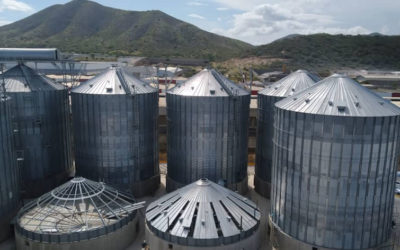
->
[168,69,248,96]
[146,179,260,247]
[71,67,159,193]
[271,79,400,248]
[72,66,157,95]
[0,48,60,61]
[0,96,19,240]
[255,70,319,197]
[275,74,400,116]
[3,64,73,197]
[167,92,250,188]
[15,177,144,243]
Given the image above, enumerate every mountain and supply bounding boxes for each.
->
[251,33,400,70]
[0,0,252,60]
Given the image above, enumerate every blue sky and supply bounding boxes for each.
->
[0,0,399,45]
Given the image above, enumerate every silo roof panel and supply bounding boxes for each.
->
[259,69,320,97]
[72,66,157,95]
[275,74,400,116]
[167,68,249,97]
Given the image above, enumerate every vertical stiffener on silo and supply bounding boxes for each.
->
[166,69,250,193]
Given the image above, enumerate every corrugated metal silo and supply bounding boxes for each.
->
[71,66,159,197]
[3,64,73,198]
[0,95,19,242]
[166,69,250,193]
[255,70,319,198]
[270,74,400,249]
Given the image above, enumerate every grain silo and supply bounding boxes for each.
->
[0,95,19,242]
[270,74,400,249]
[167,69,250,193]
[15,177,145,250]
[146,178,261,250]
[255,70,319,198]
[71,66,159,197]
[3,63,73,198]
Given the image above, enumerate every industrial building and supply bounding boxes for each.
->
[270,74,400,249]
[166,68,250,193]
[145,178,261,250]
[2,63,73,198]
[0,94,19,242]
[71,66,159,197]
[255,69,320,198]
[14,177,145,250]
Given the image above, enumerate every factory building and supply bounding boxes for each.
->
[71,66,159,197]
[255,69,320,198]
[270,74,400,249]
[3,63,73,198]
[15,177,145,250]
[166,69,250,193]
[145,178,261,250]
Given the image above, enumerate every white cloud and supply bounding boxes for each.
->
[217,7,229,11]
[212,3,370,45]
[187,1,207,6]
[0,19,10,26]
[188,13,205,20]
[0,0,34,12]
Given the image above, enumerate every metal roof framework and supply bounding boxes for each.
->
[16,177,145,243]
[146,179,261,247]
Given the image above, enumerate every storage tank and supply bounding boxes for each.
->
[270,74,400,249]
[15,177,145,250]
[3,63,73,198]
[0,95,19,242]
[0,48,60,61]
[167,69,250,193]
[71,66,159,197]
[145,178,261,250]
[255,70,319,198]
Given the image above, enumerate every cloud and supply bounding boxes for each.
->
[0,0,34,12]
[187,1,207,6]
[217,7,229,11]
[213,3,370,45]
[188,13,205,20]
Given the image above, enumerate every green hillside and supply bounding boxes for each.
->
[0,0,252,60]
[252,33,400,70]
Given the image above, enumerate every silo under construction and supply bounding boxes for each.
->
[166,69,250,193]
[71,66,159,197]
[255,70,319,198]
[15,177,145,250]
[145,178,261,250]
[3,64,73,198]
[0,95,19,242]
[270,74,400,249]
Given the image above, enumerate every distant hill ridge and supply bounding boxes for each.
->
[0,0,252,60]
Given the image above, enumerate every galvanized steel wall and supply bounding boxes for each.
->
[9,89,72,196]
[270,109,400,249]
[167,95,250,187]
[0,97,19,227]
[72,92,159,191]
[255,95,283,195]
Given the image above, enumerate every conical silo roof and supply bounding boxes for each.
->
[275,74,400,116]
[167,68,249,96]
[15,177,145,243]
[72,66,157,95]
[3,64,64,92]
[259,69,320,97]
[146,178,260,246]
